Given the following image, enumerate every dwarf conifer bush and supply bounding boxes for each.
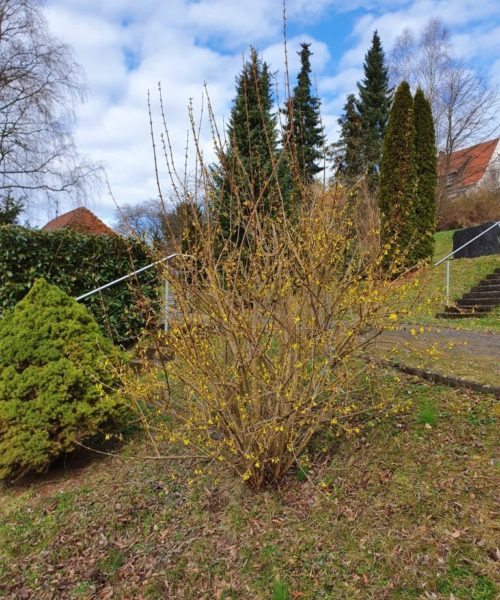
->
[0,279,125,480]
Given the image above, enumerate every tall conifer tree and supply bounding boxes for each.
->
[378,81,417,270]
[284,43,325,185]
[214,48,290,243]
[357,31,392,189]
[413,88,437,263]
[331,94,363,185]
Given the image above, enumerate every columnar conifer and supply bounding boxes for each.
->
[413,88,437,262]
[378,81,417,270]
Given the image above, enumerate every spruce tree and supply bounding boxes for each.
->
[357,31,392,189]
[331,94,363,185]
[214,47,290,244]
[378,81,417,271]
[284,43,325,185]
[413,88,437,263]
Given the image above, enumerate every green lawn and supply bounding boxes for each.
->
[405,230,499,332]
[1,378,497,599]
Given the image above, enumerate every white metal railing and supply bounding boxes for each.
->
[434,220,500,305]
[76,252,194,331]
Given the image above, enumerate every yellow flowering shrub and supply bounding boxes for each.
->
[128,193,416,491]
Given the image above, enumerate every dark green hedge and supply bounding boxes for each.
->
[0,226,159,344]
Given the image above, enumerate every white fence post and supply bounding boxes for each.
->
[164,278,170,332]
[445,260,450,306]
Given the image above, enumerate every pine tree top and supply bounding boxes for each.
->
[332,94,363,183]
[356,30,393,188]
[357,31,392,115]
[226,47,277,158]
[294,43,313,100]
[285,42,325,182]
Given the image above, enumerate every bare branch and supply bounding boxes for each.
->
[0,0,102,214]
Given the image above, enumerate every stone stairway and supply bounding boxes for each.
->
[438,267,500,319]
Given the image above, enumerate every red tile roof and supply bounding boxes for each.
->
[42,207,115,236]
[438,138,499,188]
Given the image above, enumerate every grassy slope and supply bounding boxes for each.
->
[374,230,499,386]
[1,380,497,599]
[406,230,500,332]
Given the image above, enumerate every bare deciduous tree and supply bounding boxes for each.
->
[0,0,100,216]
[390,19,498,155]
[390,28,416,87]
[114,198,201,252]
[114,200,171,246]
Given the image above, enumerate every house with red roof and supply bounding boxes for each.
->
[438,138,500,198]
[42,207,116,236]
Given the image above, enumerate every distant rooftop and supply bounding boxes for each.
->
[438,138,499,188]
[42,207,115,236]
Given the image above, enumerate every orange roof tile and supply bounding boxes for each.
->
[42,207,115,236]
[438,138,499,188]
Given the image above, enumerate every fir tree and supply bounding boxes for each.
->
[357,31,392,189]
[331,94,363,185]
[413,88,437,263]
[284,43,325,185]
[214,48,290,244]
[378,80,417,271]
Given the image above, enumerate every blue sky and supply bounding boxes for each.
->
[42,0,500,225]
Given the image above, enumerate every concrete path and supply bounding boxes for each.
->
[370,323,500,389]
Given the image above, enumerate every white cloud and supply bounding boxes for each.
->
[343,0,500,69]
[38,0,499,225]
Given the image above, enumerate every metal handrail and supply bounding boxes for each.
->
[434,220,500,266]
[75,253,196,301]
[76,252,195,331]
[433,220,500,306]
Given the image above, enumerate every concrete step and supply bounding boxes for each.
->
[437,312,485,319]
[471,283,500,292]
[446,304,495,313]
[462,290,500,299]
[438,265,500,319]
[458,297,500,306]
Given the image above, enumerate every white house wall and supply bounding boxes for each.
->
[479,139,500,191]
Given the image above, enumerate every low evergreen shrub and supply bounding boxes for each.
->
[0,279,126,480]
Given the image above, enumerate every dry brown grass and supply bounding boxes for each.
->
[437,188,500,231]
